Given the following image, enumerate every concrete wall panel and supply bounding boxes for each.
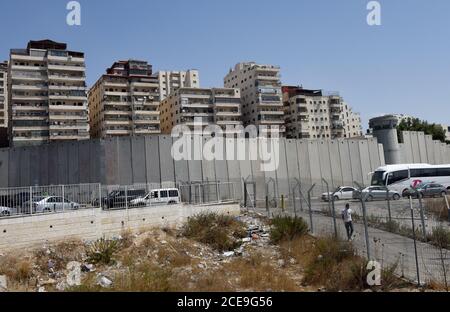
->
[57,143,69,185]
[67,143,79,185]
[48,144,59,185]
[317,140,332,190]
[275,138,290,199]
[297,140,312,192]
[425,135,435,164]
[308,141,323,194]
[338,140,353,187]
[0,149,9,188]
[358,140,372,186]
[329,140,343,187]
[29,146,41,186]
[434,141,442,164]
[39,145,49,187]
[131,137,146,184]
[348,140,363,185]
[201,136,216,184]
[401,131,413,163]
[117,137,133,185]
[78,141,91,185]
[410,132,421,163]
[103,138,119,186]
[285,139,301,187]
[158,136,175,184]
[225,138,242,200]
[417,132,428,163]
[368,138,381,171]
[144,136,161,184]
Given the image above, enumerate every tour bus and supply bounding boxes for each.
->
[371,163,450,196]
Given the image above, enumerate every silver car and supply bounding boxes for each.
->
[354,186,401,201]
[26,196,80,213]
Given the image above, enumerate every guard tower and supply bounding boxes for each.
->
[369,115,401,164]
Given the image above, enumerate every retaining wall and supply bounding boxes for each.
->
[0,202,240,251]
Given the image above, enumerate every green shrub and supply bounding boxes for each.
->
[428,226,450,249]
[86,237,121,265]
[270,215,308,243]
[181,212,246,252]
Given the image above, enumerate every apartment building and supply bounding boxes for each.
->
[160,87,242,135]
[156,70,200,100]
[282,86,362,139]
[0,61,8,146]
[8,40,89,146]
[88,60,160,138]
[224,62,285,135]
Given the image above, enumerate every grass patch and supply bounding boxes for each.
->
[181,212,246,252]
[270,215,308,244]
[426,198,449,222]
[302,236,406,291]
[86,237,121,265]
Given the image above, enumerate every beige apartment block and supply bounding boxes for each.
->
[8,40,89,146]
[160,87,242,135]
[156,70,200,100]
[0,61,8,128]
[224,62,285,136]
[88,60,161,138]
[0,61,8,146]
[282,86,362,139]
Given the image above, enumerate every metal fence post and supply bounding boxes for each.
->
[417,193,427,241]
[354,181,371,260]
[29,186,33,215]
[307,184,316,233]
[216,181,220,203]
[98,183,102,209]
[409,196,421,287]
[331,193,338,239]
[125,185,128,210]
[385,187,392,223]
[445,195,450,223]
[61,185,66,212]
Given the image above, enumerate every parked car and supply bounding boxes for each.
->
[403,182,447,198]
[353,186,401,201]
[321,186,357,201]
[130,188,180,207]
[99,189,147,209]
[0,206,13,217]
[24,196,80,213]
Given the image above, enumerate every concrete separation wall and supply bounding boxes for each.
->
[0,202,240,251]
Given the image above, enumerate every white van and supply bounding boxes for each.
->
[130,188,180,206]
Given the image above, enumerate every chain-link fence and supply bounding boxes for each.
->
[0,183,101,217]
[178,181,237,205]
[0,181,238,218]
[251,178,450,290]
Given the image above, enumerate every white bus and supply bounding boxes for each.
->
[371,163,450,196]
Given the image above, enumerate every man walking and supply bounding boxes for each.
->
[342,203,354,241]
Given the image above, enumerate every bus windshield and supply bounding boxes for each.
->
[371,171,386,186]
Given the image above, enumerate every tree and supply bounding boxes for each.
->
[397,117,447,143]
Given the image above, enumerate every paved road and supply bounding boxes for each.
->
[254,206,450,286]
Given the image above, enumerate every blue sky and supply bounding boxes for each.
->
[1,0,449,130]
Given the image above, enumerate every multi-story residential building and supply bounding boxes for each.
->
[224,62,285,136]
[282,86,362,139]
[0,61,8,147]
[88,60,161,138]
[156,70,200,100]
[8,40,89,146]
[160,87,242,135]
[441,124,450,142]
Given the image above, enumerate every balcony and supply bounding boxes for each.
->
[260,110,284,116]
[49,104,87,111]
[48,74,85,82]
[48,85,86,91]
[12,84,47,91]
[12,95,48,101]
[47,54,85,64]
[47,64,85,72]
